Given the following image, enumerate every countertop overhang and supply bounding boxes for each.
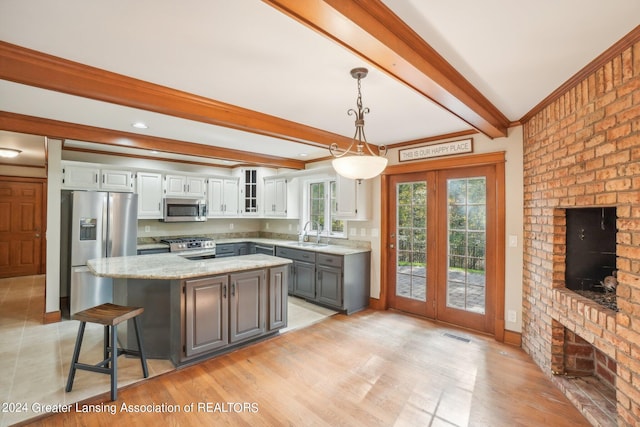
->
[88,253,292,280]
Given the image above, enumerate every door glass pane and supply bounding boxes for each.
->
[447,177,486,314]
[396,182,427,301]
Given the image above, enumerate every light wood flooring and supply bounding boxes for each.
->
[13,297,590,426]
[0,275,336,426]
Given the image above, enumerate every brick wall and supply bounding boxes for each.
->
[522,38,640,426]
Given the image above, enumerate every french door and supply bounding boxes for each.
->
[387,164,498,334]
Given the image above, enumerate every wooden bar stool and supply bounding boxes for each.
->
[65,303,149,401]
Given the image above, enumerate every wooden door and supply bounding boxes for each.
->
[0,178,45,278]
[386,162,502,335]
[388,172,437,318]
[436,165,497,334]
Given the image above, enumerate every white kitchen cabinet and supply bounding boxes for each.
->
[208,177,239,217]
[164,174,206,198]
[101,169,134,191]
[62,161,133,192]
[334,174,370,220]
[62,163,100,190]
[136,171,163,218]
[263,177,287,217]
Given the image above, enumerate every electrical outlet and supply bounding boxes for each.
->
[507,310,517,323]
[360,228,366,236]
[288,224,292,231]
[509,235,518,247]
[144,225,150,232]
[229,223,234,230]
[265,222,270,230]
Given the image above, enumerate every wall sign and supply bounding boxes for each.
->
[398,138,473,162]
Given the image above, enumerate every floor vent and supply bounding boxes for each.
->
[443,332,471,343]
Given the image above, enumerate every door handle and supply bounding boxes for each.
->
[231,282,236,296]
[223,284,227,298]
[390,244,395,249]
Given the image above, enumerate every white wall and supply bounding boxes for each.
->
[45,138,63,314]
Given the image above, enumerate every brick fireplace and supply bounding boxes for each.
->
[522,35,640,426]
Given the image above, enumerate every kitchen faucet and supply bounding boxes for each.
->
[301,221,321,243]
[301,221,312,242]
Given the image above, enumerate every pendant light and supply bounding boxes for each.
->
[329,68,387,180]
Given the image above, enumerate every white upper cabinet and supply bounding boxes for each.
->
[263,177,287,217]
[62,161,132,192]
[62,163,100,190]
[101,169,134,191]
[236,168,273,216]
[208,177,239,217]
[334,175,370,221]
[164,174,207,198]
[137,171,163,219]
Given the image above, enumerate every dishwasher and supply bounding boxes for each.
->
[254,244,274,255]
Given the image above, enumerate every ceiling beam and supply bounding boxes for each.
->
[0,111,306,169]
[0,41,354,151]
[263,0,510,138]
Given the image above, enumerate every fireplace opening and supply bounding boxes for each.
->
[565,207,618,311]
[552,325,617,425]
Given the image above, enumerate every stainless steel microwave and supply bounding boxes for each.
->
[163,198,207,222]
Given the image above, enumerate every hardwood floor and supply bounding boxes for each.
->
[17,309,589,426]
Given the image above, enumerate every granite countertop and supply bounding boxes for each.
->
[88,253,292,280]
[136,238,370,256]
[214,238,371,256]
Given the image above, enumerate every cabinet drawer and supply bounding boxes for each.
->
[317,254,343,267]
[276,247,316,263]
[216,244,235,257]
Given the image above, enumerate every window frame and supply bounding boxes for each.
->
[304,178,346,239]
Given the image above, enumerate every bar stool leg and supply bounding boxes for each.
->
[110,324,118,401]
[103,325,109,368]
[65,321,86,392]
[133,316,149,378]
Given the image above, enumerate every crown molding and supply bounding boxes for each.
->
[520,25,640,123]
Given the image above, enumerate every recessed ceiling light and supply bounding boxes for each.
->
[132,122,148,129]
[0,148,21,158]
[150,150,158,154]
[299,153,308,157]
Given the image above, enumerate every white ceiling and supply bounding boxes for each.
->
[0,0,638,166]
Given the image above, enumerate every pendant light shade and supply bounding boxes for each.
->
[329,68,387,180]
[331,155,388,180]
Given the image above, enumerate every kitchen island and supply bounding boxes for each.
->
[88,253,292,366]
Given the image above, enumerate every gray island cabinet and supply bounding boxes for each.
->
[275,246,370,314]
[87,253,291,367]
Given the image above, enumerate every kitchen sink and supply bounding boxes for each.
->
[295,242,329,247]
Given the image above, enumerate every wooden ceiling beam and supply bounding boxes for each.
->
[0,111,306,169]
[263,0,510,138]
[0,41,354,152]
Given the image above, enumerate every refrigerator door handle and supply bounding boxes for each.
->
[103,193,110,257]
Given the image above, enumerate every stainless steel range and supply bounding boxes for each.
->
[160,237,216,254]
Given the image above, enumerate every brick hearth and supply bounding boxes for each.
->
[522,36,640,426]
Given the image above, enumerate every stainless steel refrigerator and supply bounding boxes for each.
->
[61,191,138,316]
